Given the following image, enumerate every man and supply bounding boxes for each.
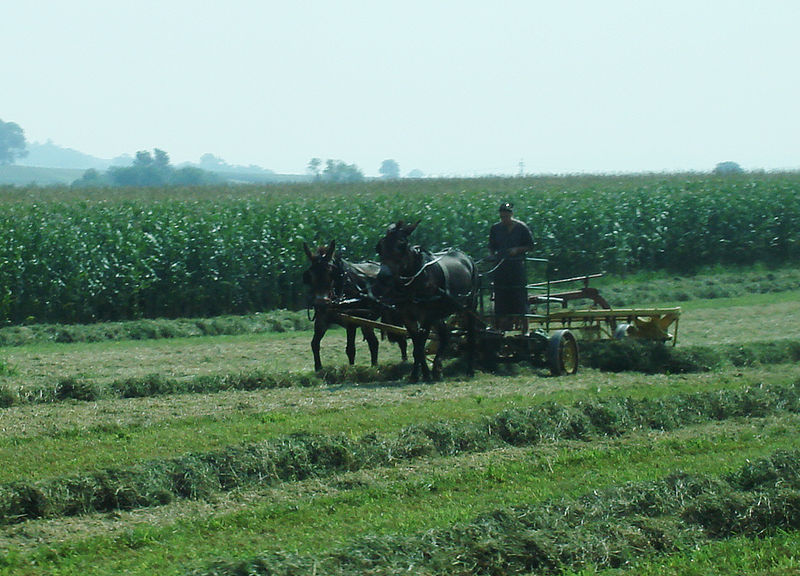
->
[488,202,534,331]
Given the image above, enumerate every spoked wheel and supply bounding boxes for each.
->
[547,329,579,376]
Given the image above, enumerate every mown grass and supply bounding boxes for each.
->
[1,267,799,575]
[593,263,800,307]
[1,381,798,523]
[2,415,797,575]
[2,331,799,410]
[2,284,800,406]
[568,532,800,575]
[2,361,798,485]
[0,310,312,348]
[1,274,797,402]
[188,448,800,576]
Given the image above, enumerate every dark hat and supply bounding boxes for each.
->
[499,202,513,213]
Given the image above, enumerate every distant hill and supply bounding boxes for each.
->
[3,142,309,186]
[0,164,85,186]
[16,141,131,171]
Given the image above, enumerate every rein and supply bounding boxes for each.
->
[480,257,508,276]
[400,252,445,287]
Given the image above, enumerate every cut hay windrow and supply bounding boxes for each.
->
[0,383,798,525]
[582,338,800,374]
[3,338,800,409]
[0,311,312,348]
[189,450,800,576]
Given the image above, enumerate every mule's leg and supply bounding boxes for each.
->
[431,320,449,380]
[398,336,408,361]
[406,328,422,382]
[362,327,379,366]
[414,327,432,381]
[345,325,357,365]
[465,313,476,377]
[387,334,408,361]
[311,318,327,371]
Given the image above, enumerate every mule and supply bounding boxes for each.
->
[374,220,478,381]
[302,240,407,371]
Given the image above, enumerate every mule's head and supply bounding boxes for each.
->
[375,220,420,277]
[302,240,336,306]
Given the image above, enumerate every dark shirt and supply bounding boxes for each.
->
[489,219,534,315]
[489,219,534,260]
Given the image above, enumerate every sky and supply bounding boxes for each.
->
[3,1,799,177]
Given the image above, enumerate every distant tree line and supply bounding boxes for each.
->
[713,161,745,176]
[379,159,400,179]
[73,149,220,187]
[307,158,365,182]
[0,119,28,165]
[305,158,410,181]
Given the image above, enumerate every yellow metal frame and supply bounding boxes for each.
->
[530,307,681,344]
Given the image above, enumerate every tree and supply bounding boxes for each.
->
[109,149,168,186]
[153,148,170,168]
[199,153,226,170]
[134,150,154,167]
[90,148,218,188]
[307,157,322,179]
[322,159,364,182]
[71,168,109,188]
[379,159,400,179]
[0,119,28,165]
[107,149,175,186]
[713,161,744,175]
[171,166,220,186]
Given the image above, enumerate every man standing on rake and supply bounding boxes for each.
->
[489,202,534,332]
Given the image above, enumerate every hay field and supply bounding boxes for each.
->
[1,274,799,575]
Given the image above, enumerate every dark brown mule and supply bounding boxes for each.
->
[374,220,478,381]
[302,240,407,371]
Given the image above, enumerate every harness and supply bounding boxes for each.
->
[306,255,374,320]
[399,247,473,306]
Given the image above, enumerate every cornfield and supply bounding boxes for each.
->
[0,173,797,324]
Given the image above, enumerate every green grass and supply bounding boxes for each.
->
[0,310,312,347]
[2,266,800,575]
[593,263,800,307]
[2,380,799,527]
[2,280,799,405]
[2,415,797,575]
[567,532,800,575]
[3,362,798,484]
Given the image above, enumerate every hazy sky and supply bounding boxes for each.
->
[3,1,799,176]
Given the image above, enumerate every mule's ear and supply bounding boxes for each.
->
[303,242,313,260]
[324,239,336,261]
[406,219,421,234]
